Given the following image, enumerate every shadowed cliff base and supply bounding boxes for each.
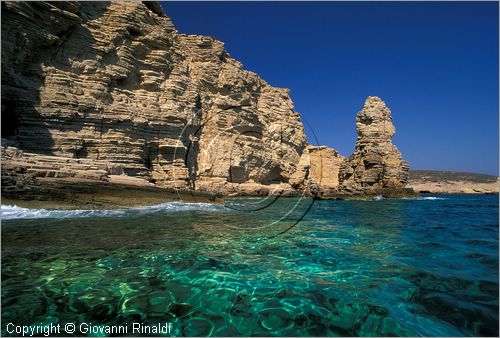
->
[1,177,223,210]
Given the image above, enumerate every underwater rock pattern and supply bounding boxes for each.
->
[2,196,498,336]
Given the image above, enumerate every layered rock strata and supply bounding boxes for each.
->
[338,96,410,195]
[1,142,223,208]
[1,1,306,197]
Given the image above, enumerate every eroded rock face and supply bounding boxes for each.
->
[1,1,306,194]
[290,145,345,196]
[339,96,410,193]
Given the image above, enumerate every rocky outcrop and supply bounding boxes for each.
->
[338,96,410,195]
[1,1,306,196]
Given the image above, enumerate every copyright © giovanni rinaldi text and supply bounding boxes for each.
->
[5,322,173,336]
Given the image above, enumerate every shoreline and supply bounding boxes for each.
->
[3,178,496,212]
[1,175,418,211]
[406,183,499,195]
[1,177,224,211]
[1,168,496,211]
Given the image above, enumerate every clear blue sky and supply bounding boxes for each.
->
[160,1,499,175]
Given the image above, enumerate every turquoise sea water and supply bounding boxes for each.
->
[1,194,498,336]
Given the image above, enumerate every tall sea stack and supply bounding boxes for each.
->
[339,96,410,194]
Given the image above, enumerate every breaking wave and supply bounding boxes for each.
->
[1,202,227,220]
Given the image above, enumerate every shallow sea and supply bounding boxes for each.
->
[1,194,498,336]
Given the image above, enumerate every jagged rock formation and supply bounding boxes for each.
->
[339,96,410,194]
[1,1,306,196]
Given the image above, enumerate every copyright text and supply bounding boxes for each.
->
[5,322,173,336]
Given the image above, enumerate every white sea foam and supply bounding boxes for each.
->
[421,196,447,200]
[1,202,226,220]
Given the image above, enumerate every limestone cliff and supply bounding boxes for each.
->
[338,96,410,194]
[1,1,306,196]
[1,1,412,201]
